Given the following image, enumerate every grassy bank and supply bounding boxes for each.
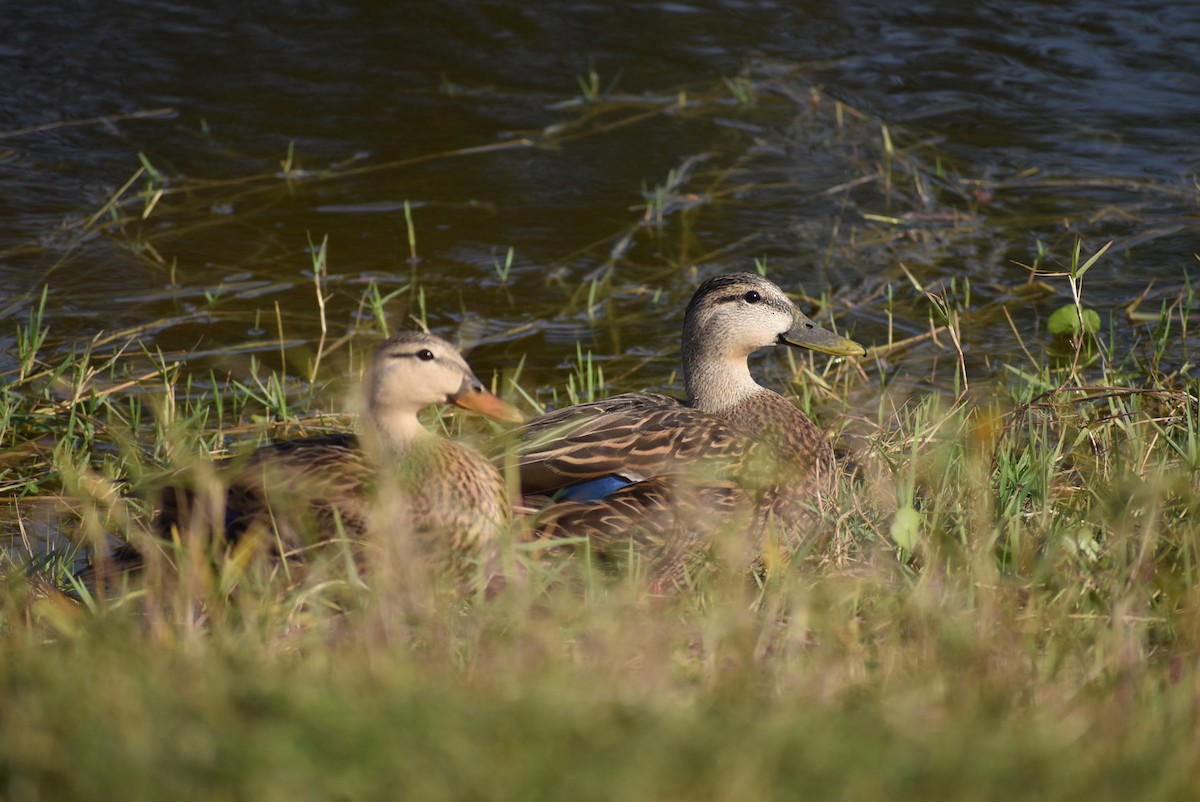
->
[2,261,1199,800]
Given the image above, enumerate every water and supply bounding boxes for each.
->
[804,1,1200,180]
[2,0,1198,406]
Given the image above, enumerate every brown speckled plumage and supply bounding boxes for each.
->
[518,273,864,587]
[157,331,521,583]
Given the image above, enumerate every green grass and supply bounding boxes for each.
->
[1,614,1192,801]
[2,268,1199,800]
[3,71,1200,800]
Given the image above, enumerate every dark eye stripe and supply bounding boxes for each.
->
[715,290,781,310]
[388,349,438,361]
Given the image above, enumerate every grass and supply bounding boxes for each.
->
[3,70,1200,799]
[3,260,1199,800]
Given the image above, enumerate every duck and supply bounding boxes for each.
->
[151,331,524,585]
[515,272,865,587]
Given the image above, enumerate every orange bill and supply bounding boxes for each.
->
[451,380,525,423]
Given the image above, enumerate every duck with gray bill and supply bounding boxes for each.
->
[515,272,864,588]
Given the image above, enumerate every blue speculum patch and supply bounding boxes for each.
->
[555,475,633,504]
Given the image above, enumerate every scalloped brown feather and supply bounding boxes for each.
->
[521,388,836,583]
[166,431,511,578]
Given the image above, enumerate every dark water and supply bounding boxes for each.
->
[2,0,1198,390]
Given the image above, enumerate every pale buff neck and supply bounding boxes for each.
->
[361,401,433,457]
[682,323,768,414]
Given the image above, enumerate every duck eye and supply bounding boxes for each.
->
[743,290,762,304]
[416,349,435,361]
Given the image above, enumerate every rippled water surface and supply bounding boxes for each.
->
[2,0,1198,396]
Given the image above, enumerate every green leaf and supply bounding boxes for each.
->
[890,506,922,552]
[1047,305,1101,337]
